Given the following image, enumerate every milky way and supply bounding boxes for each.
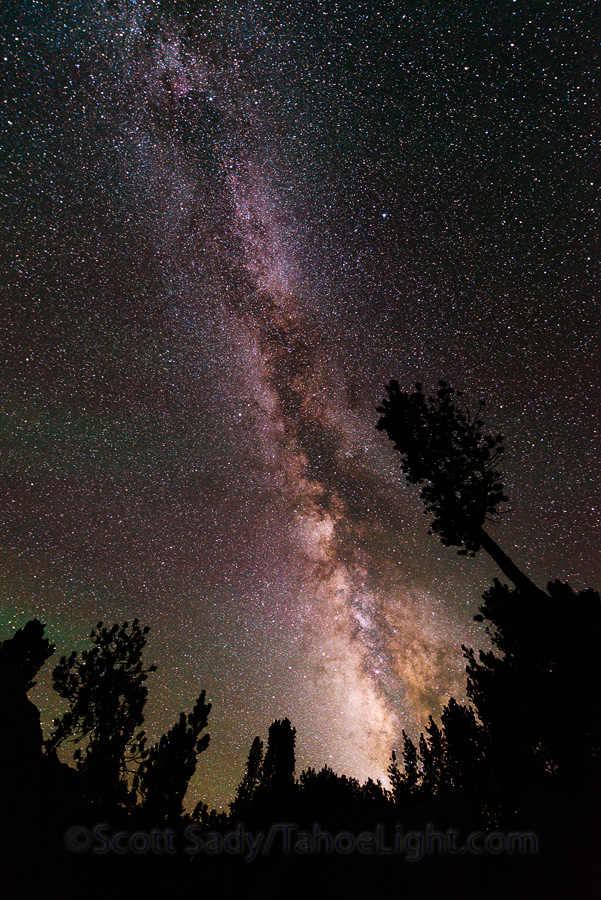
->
[1,1,598,807]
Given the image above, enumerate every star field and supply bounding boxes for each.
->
[0,0,598,808]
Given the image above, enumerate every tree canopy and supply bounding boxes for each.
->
[377,379,544,598]
[376,379,507,554]
[45,619,211,816]
[47,620,155,810]
[134,690,211,822]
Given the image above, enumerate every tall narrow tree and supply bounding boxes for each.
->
[134,690,211,822]
[231,735,264,815]
[262,718,296,791]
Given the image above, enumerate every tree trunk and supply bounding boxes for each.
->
[476,527,547,599]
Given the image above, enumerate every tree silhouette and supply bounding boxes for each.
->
[231,719,297,821]
[375,379,601,821]
[377,379,545,598]
[134,690,211,822]
[390,702,489,811]
[464,578,601,790]
[439,698,486,798]
[0,619,55,813]
[262,717,296,791]
[47,620,156,811]
[231,735,264,815]
[419,716,447,796]
[388,731,420,802]
[0,618,55,693]
[299,764,362,802]
[296,765,389,832]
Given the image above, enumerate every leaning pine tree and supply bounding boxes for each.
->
[376,380,545,599]
[377,379,601,806]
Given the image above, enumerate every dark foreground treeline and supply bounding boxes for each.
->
[2,579,600,899]
[2,381,600,898]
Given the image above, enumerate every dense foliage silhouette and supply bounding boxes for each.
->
[376,380,545,598]
[134,689,211,823]
[46,620,158,812]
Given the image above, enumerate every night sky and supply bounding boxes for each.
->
[1,0,598,809]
